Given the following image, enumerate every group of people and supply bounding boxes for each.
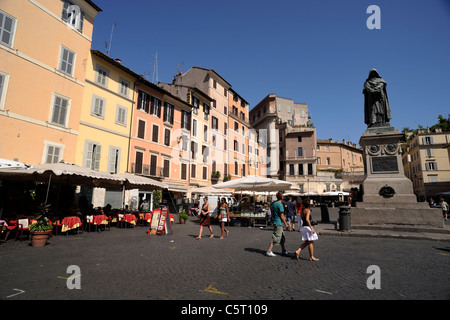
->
[266,192,319,262]
[196,196,229,240]
[194,193,319,262]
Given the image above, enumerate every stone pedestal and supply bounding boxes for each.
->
[352,126,443,228]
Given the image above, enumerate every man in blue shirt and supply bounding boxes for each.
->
[266,191,289,257]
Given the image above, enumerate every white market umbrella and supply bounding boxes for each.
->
[212,175,292,192]
[0,158,32,169]
[190,185,233,195]
[213,176,292,214]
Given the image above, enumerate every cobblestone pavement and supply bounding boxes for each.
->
[1,213,450,301]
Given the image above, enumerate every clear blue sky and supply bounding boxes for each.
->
[91,0,450,146]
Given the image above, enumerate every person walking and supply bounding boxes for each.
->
[439,197,448,221]
[295,200,319,262]
[218,198,230,239]
[196,197,214,239]
[266,191,289,257]
[286,196,296,231]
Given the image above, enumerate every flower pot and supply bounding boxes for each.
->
[31,230,52,247]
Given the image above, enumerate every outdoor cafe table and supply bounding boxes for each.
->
[122,214,137,226]
[93,215,109,226]
[61,216,81,232]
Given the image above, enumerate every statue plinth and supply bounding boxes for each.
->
[352,126,443,228]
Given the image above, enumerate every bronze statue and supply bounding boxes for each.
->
[363,69,391,127]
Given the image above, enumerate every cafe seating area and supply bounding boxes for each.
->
[0,208,175,245]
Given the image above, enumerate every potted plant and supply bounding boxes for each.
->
[178,210,189,224]
[29,203,53,247]
[223,174,231,182]
[211,171,221,184]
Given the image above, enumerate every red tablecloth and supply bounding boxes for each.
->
[93,215,109,225]
[123,214,137,224]
[61,216,81,232]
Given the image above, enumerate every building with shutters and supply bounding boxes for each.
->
[0,0,101,165]
[401,128,450,200]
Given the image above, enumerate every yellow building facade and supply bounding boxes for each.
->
[0,0,101,164]
[75,50,137,174]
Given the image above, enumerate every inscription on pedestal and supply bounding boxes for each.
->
[371,156,398,173]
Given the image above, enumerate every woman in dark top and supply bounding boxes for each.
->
[196,197,214,239]
[295,200,319,262]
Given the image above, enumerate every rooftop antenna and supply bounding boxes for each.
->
[152,52,159,83]
[106,22,117,56]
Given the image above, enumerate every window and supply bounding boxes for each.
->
[61,1,84,31]
[91,95,105,118]
[317,157,321,165]
[203,125,208,142]
[0,10,16,47]
[224,122,227,135]
[423,136,434,145]
[59,46,75,76]
[192,119,197,137]
[308,163,313,175]
[0,71,9,110]
[51,94,69,126]
[134,151,143,174]
[428,175,438,183]
[115,105,127,126]
[298,164,304,175]
[191,164,196,178]
[298,147,303,157]
[289,164,294,175]
[426,148,434,157]
[298,136,302,142]
[212,116,218,130]
[108,147,120,173]
[164,129,170,146]
[203,103,210,120]
[234,121,239,131]
[84,141,101,170]
[326,157,330,165]
[191,141,197,160]
[163,102,174,124]
[213,79,217,89]
[202,145,208,163]
[234,140,238,151]
[202,166,207,180]
[235,161,239,175]
[118,78,130,97]
[150,155,157,176]
[192,96,199,115]
[425,161,438,171]
[181,135,188,151]
[163,160,170,177]
[150,97,161,117]
[95,65,108,87]
[137,120,146,139]
[137,91,150,113]
[152,125,159,143]
[181,110,191,130]
[45,145,61,163]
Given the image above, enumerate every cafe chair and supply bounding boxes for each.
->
[15,217,30,242]
[84,215,95,232]
[51,218,62,236]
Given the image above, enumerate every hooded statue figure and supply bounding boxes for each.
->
[363,69,391,127]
